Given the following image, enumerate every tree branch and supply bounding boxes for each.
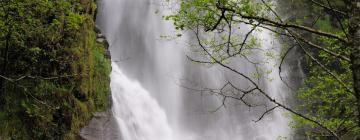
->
[291,31,351,62]
[192,26,340,139]
[0,74,54,108]
[310,0,348,17]
[206,9,226,32]
[253,105,279,123]
[296,41,354,94]
[216,5,348,43]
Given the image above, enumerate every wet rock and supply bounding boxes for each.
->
[79,111,122,140]
[94,25,102,34]
[96,34,108,46]
[96,37,107,44]
[105,49,111,59]
[94,25,111,59]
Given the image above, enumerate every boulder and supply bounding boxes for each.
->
[79,111,122,140]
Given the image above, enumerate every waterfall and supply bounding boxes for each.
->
[97,0,291,139]
[110,63,173,140]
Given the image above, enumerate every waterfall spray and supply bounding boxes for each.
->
[111,63,173,140]
[97,0,291,139]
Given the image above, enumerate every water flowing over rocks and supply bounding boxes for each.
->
[86,0,293,139]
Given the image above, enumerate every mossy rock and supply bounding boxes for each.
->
[0,0,110,139]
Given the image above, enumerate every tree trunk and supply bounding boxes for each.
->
[349,0,360,127]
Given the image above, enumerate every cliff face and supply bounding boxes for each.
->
[0,0,111,139]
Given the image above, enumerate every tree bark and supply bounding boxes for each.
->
[349,0,360,127]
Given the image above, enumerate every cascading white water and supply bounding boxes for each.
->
[97,0,292,139]
[111,63,173,140]
[256,29,290,139]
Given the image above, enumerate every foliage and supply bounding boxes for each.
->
[277,1,359,139]
[0,0,110,139]
[282,3,360,139]
[166,0,359,139]
[166,0,264,31]
[165,0,268,68]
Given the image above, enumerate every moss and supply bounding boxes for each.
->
[0,0,110,139]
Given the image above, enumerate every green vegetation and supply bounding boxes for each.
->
[279,1,359,139]
[0,0,110,139]
[166,0,360,139]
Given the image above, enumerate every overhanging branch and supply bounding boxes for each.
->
[192,25,340,139]
[215,5,348,43]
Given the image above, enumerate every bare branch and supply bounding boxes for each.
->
[310,0,348,17]
[224,12,233,56]
[0,74,55,108]
[253,105,279,123]
[14,74,81,81]
[325,0,349,39]
[186,55,215,64]
[238,23,259,53]
[278,45,297,91]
